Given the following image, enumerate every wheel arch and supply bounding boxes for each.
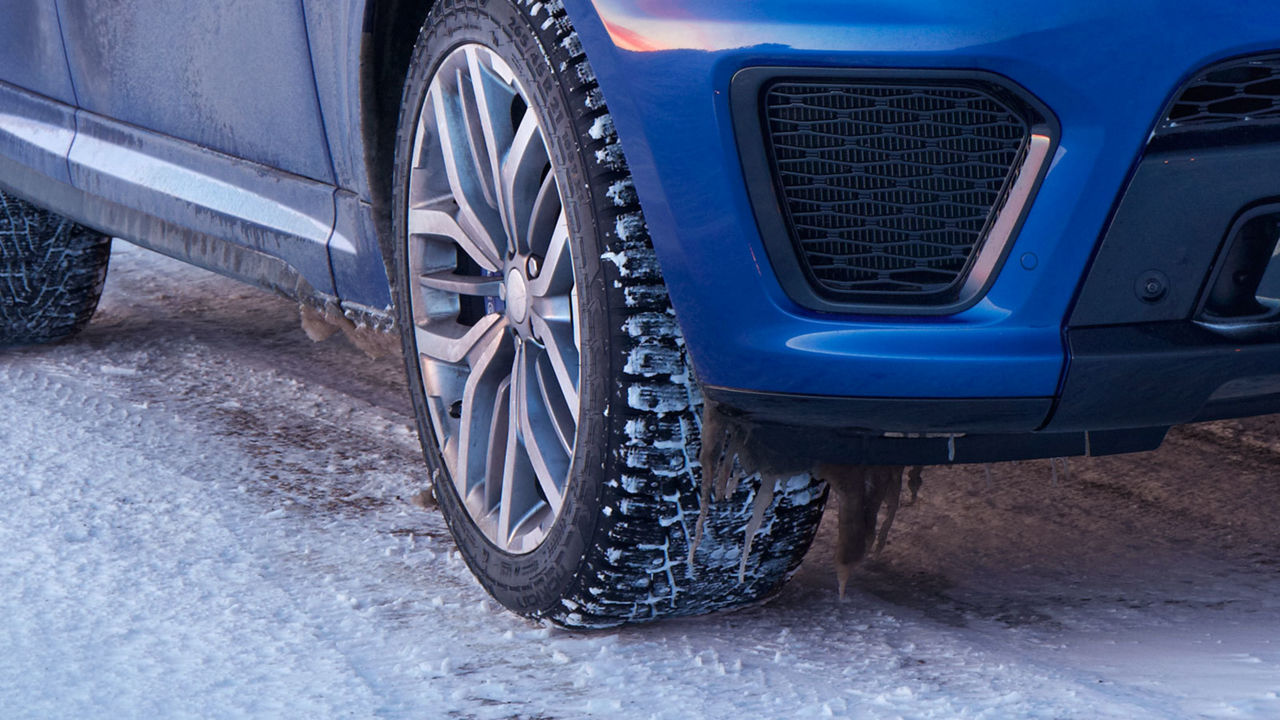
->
[359,0,437,254]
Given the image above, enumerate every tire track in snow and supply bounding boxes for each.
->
[1,340,474,716]
[0,362,391,718]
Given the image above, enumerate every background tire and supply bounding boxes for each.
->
[0,191,111,346]
[392,0,827,627]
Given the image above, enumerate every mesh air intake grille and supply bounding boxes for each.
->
[762,80,1031,304]
[1161,54,1280,134]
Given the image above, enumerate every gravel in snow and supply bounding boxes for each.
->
[3,242,1280,718]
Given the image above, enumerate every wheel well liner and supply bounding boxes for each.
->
[360,0,436,245]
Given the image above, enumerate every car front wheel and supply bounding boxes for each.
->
[390,0,826,627]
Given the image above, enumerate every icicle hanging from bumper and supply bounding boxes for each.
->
[695,398,926,597]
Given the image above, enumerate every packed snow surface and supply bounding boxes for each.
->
[4,243,1280,718]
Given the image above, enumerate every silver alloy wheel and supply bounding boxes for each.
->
[405,44,581,554]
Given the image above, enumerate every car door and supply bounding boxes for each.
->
[0,2,78,187]
[0,2,76,106]
[56,0,334,184]
[53,0,341,297]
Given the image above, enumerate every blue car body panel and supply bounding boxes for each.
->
[302,0,376,197]
[0,83,76,189]
[563,0,1280,398]
[2,0,1280,412]
[67,108,340,297]
[56,0,336,184]
[0,0,392,311]
[300,0,395,312]
[0,2,76,106]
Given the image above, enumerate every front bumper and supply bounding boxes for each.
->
[704,102,1280,464]
[568,0,1280,401]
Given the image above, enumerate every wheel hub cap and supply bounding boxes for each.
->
[506,268,530,325]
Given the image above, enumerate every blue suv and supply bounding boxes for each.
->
[3,0,1280,627]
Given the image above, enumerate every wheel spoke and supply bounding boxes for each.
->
[465,47,518,213]
[508,502,550,552]
[452,322,513,502]
[529,212,572,298]
[497,343,526,544]
[534,351,576,454]
[408,207,501,272]
[516,347,567,514]
[530,294,571,323]
[481,376,512,515]
[417,358,467,475]
[529,312,580,421]
[453,62,498,210]
[526,170,562,255]
[415,313,503,364]
[420,270,503,296]
[500,108,550,256]
[429,74,508,264]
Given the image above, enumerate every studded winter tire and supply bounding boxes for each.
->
[391,0,827,627]
[0,191,111,347]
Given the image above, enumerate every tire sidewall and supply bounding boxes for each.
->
[391,0,614,615]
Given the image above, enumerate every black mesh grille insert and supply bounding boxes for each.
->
[762,80,1031,304]
[1161,54,1280,134]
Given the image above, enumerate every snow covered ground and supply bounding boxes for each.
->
[3,242,1280,719]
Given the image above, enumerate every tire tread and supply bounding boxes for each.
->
[519,0,827,627]
[0,192,110,347]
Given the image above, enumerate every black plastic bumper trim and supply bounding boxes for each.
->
[702,386,1051,434]
[1046,321,1280,432]
[1069,142,1280,328]
[731,423,1168,467]
[699,387,1159,466]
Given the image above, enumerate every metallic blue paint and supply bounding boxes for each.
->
[330,191,394,312]
[2,0,1279,402]
[303,0,376,197]
[56,0,336,184]
[564,0,1280,398]
[0,2,76,105]
[0,78,340,301]
[302,0,395,310]
[68,110,338,298]
[0,84,76,188]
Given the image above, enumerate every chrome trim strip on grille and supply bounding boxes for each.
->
[955,133,1052,304]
